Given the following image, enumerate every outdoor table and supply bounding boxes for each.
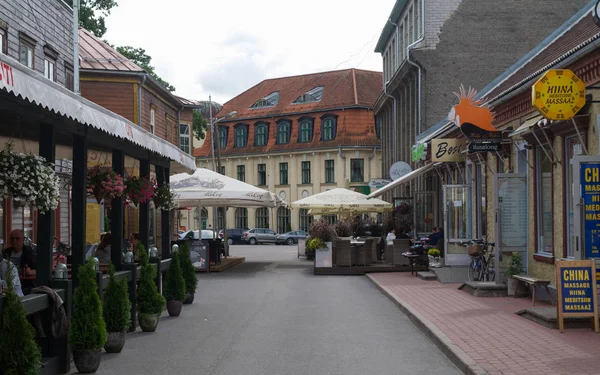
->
[402,252,421,276]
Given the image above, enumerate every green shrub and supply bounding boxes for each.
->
[137,244,165,315]
[505,252,524,278]
[69,259,107,350]
[102,263,131,332]
[309,219,338,242]
[427,248,441,257]
[179,241,197,294]
[0,262,41,374]
[305,238,326,260]
[164,249,186,302]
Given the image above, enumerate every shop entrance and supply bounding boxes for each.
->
[443,185,472,266]
[572,156,600,260]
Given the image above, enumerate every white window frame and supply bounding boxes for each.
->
[0,29,6,55]
[44,58,55,81]
[178,123,190,154]
[20,42,34,69]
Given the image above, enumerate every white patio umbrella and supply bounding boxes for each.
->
[291,188,392,215]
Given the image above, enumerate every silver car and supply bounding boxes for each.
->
[243,228,278,244]
[275,230,308,245]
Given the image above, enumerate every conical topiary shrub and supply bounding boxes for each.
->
[102,263,131,353]
[164,248,186,317]
[137,244,165,332]
[180,241,198,304]
[69,259,107,373]
[0,262,41,374]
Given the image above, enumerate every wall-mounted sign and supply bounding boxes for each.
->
[431,139,467,162]
[581,163,600,259]
[468,143,500,153]
[389,161,412,181]
[352,186,371,195]
[532,69,586,121]
[555,260,599,332]
[368,178,392,190]
[411,143,427,162]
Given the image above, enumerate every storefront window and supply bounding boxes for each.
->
[566,135,584,258]
[476,163,487,238]
[536,147,553,255]
[445,186,472,240]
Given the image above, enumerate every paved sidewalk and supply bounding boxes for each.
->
[368,272,600,375]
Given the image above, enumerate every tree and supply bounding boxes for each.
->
[193,109,209,141]
[79,0,118,38]
[116,46,176,92]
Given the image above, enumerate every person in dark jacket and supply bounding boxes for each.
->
[2,229,36,277]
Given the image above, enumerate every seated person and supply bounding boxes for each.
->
[386,229,396,245]
[128,232,142,261]
[2,230,36,289]
[428,227,439,246]
[407,225,416,239]
[94,232,112,264]
[0,258,23,296]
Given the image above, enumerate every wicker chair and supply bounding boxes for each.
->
[356,238,375,266]
[369,237,379,263]
[392,239,411,266]
[334,239,355,267]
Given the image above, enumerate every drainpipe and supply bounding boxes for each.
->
[72,0,80,95]
[338,146,347,186]
[368,147,377,181]
[406,0,425,135]
[383,83,397,162]
[138,75,147,126]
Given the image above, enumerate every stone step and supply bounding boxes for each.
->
[417,271,438,281]
[458,281,507,297]
[516,307,595,330]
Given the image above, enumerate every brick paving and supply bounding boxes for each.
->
[368,272,600,375]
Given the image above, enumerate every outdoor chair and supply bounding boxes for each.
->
[392,239,411,266]
[356,238,375,266]
[334,239,355,267]
[369,237,379,263]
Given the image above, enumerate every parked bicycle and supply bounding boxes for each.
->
[462,237,496,282]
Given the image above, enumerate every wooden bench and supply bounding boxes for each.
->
[512,275,555,306]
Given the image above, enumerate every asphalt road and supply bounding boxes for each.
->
[88,245,460,375]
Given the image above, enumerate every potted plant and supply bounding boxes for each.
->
[137,245,165,331]
[102,263,131,353]
[124,176,154,208]
[69,259,107,373]
[164,247,186,316]
[335,219,353,239]
[0,141,60,212]
[427,248,441,268]
[87,165,125,204]
[180,241,198,304]
[309,219,338,264]
[304,237,320,261]
[0,262,42,374]
[505,252,527,296]
[151,179,179,211]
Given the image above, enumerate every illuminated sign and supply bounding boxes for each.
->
[532,69,586,121]
[411,143,427,162]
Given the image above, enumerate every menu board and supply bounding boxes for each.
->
[86,202,102,245]
[189,239,209,272]
[498,176,527,248]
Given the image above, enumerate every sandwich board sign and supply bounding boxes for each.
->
[555,260,599,333]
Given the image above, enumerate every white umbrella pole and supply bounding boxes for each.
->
[223,206,229,257]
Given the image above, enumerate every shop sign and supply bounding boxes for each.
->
[555,260,599,332]
[468,143,500,153]
[368,179,391,190]
[411,143,427,162]
[0,62,15,88]
[532,69,586,121]
[389,161,412,181]
[581,164,600,259]
[432,139,467,162]
[352,186,371,195]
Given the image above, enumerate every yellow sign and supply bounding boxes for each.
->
[431,139,467,162]
[532,69,586,121]
[86,202,102,245]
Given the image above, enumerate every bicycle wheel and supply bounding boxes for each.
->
[468,258,483,281]
[485,256,496,281]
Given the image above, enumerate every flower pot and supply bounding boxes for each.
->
[104,330,127,353]
[138,313,160,332]
[72,348,102,373]
[184,291,195,304]
[93,189,105,204]
[507,277,529,297]
[167,300,183,317]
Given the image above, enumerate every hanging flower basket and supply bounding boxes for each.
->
[150,179,178,211]
[124,176,154,208]
[396,201,412,216]
[87,165,125,204]
[0,142,60,213]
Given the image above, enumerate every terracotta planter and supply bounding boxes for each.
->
[104,330,126,353]
[72,348,102,373]
[138,313,160,332]
[184,291,195,304]
[167,300,183,317]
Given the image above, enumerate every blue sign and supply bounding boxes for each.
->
[581,164,600,259]
[560,266,595,313]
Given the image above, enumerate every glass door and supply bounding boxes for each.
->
[443,185,473,266]
[414,191,436,237]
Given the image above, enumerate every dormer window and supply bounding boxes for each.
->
[276,120,291,144]
[293,86,324,104]
[218,127,228,149]
[234,124,249,148]
[321,114,337,141]
[254,122,269,146]
[298,117,314,143]
[250,91,280,109]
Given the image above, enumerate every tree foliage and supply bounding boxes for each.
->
[79,0,118,38]
[137,244,165,314]
[164,249,186,301]
[180,241,198,294]
[193,110,209,141]
[102,263,131,332]
[116,46,176,92]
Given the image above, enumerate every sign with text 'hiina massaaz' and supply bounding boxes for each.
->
[555,260,599,333]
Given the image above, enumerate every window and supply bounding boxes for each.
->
[566,135,584,258]
[279,163,288,185]
[325,160,335,183]
[234,124,248,148]
[65,63,74,91]
[149,206,156,246]
[255,207,269,228]
[19,38,34,69]
[218,166,225,175]
[277,207,291,234]
[235,208,248,229]
[200,208,208,229]
[376,117,382,139]
[298,118,313,143]
[218,127,228,149]
[301,161,311,184]
[276,120,291,144]
[250,91,280,109]
[179,123,191,153]
[150,107,156,134]
[293,86,324,104]
[536,147,553,255]
[351,159,364,182]
[299,209,312,233]
[476,163,487,238]
[237,165,245,182]
[254,123,268,146]
[216,208,224,230]
[44,58,55,81]
[0,28,7,55]
[257,164,266,186]
[324,214,337,225]
[321,115,337,141]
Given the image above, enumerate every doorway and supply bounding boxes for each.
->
[443,185,472,266]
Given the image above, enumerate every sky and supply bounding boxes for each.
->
[103,0,395,105]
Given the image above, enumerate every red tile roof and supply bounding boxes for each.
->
[78,28,144,72]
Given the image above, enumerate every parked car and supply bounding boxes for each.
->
[218,228,247,245]
[242,228,278,244]
[275,230,308,245]
[179,229,218,240]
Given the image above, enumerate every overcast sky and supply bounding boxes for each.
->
[103,0,395,105]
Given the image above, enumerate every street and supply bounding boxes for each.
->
[90,244,460,375]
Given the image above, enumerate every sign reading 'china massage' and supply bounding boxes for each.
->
[556,260,599,333]
[532,69,586,121]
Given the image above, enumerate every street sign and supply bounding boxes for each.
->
[468,143,500,153]
[532,69,586,121]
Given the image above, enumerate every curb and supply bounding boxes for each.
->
[366,274,488,375]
